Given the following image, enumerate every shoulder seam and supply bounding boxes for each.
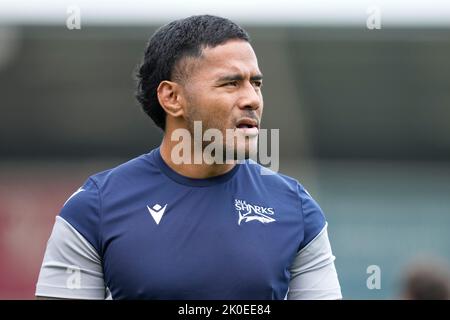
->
[88,177,103,257]
[298,183,305,251]
[298,222,328,254]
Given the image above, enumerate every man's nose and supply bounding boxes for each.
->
[237,83,261,110]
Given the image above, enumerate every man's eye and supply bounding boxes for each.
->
[224,81,238,87]
[253,81,263,88]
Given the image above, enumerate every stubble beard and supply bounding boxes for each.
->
[185,108,250,163]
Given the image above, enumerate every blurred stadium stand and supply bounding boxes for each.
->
[1,16,449,298]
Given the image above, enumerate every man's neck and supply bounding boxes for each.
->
[159,135,236,179]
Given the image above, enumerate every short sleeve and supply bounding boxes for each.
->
[298,183,326,251]
[35,216,106,299]
[36,178,106,299]
[287,223,342,300]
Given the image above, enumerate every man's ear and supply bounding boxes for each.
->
[157,80,185,118]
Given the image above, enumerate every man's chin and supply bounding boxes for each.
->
[230,144,258,161]
[233,149,250,161]
[233,139,258,161]
[201,136,258,163]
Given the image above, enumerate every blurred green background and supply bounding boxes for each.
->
[1,5,450,299]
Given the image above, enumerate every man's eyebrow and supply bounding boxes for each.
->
[216,74,263,82]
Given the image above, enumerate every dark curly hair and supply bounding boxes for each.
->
[135,15,250,131]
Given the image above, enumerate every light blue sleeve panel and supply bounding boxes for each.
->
[35,216,107,299]
[287,223,342,300]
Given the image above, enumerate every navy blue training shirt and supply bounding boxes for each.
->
[59,147,326,299]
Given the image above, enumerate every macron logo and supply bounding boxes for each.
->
[147,204,167,225]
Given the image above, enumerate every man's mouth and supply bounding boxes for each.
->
[235,118,259,136]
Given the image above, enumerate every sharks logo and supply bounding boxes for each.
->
[234,199,276,225]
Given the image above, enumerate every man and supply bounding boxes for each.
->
[36,15,342,300]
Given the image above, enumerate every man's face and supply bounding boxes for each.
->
[181,39,263,160]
